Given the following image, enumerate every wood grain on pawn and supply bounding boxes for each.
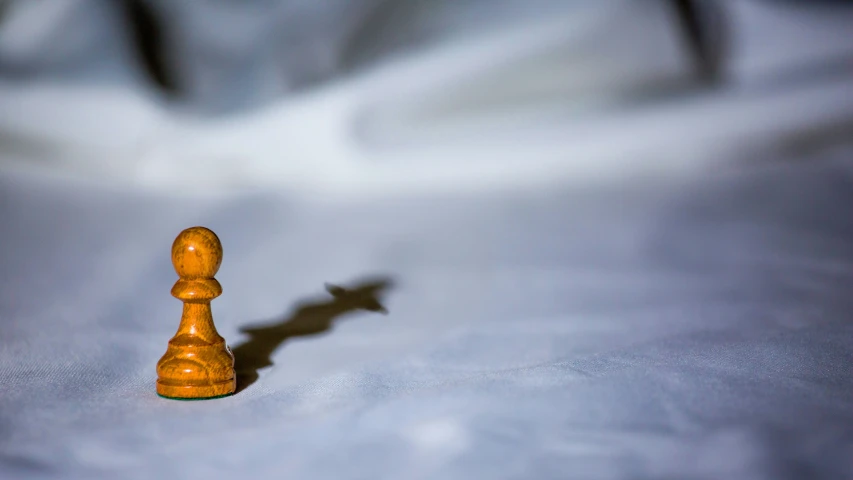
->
[156,226,236,399]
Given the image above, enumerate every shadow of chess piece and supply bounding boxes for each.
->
[156,226,236,400]
[232,278,392,393]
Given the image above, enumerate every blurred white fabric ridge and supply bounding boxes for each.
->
[0,0,852,199]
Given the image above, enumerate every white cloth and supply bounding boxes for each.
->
[1,150,852,479]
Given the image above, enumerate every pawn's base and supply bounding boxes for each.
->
[156,377,236,400]
[157,392,233,401]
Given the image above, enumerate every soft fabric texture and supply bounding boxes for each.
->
[1,151,852,479]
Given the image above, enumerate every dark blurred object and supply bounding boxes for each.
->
[671,0,727,83]
[122,0,177,94]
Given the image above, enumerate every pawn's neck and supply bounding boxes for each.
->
[171,277,224,345]
[174,302,223,345]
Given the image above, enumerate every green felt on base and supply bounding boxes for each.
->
[157,393,234,401]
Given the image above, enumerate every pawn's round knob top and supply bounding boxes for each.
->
[171,226,222,278]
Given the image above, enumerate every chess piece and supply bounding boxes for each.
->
[156,226,236,399]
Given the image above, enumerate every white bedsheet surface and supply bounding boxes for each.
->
[1,151,852,479]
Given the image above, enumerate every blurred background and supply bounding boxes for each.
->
[0,0,851,198]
